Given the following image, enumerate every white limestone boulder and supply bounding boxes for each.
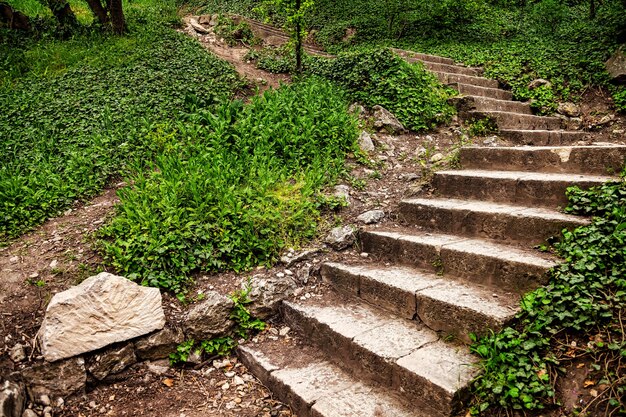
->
[39,272,165,362]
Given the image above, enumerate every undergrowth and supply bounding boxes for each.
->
[0,1,242,244]
[98,78,358,294]
[471,173,626,415]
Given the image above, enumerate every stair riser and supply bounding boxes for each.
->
[469,111,563,130]
[451,96,531,115]
[399,201,585,245]
[281,303,454,416]
[450,83,513,101]
[392,48,455,65]
[500,130,587,145]
[460,147,626,175]
[432,173,601,208]
[360,232,549,294]
[321,264,512,343]
[434,72,499,89]
[420,61,481,77]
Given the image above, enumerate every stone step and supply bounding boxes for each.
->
[419,61,481,77]
[320,262,519,342]
[391,48,455,65]
[238,341,422,417]
[432,169,613,209]
[433,72,499,89]
[468,111,563,130]
[360,229,557,294]
[499,129,589,145]
[280,296,478,416]
[460,145,626,176]
[451,95,532,115]
[449,83,513,101]
[399,197,589,245]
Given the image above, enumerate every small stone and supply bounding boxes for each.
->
[39,395,51,406]
[284,269,293,276]
[245,275,296,319]
[482,136,498,146]
[528,78,552,90]
[28,272,39,279]
[135,327,184,361]
[49,259,58,269]
[43,406,52,414]
[145,359,170,375]
[89,401,97,408]
[358,131,375,153]
[22,357,86,398]
[399,173,420,182]
[430,153,445,163]
[1,380,26,417]
[184,291,235,341]
[356,210,385,225]
[221,382,230,390]
[10,344,26,363]
[189,18,210,34]
[360,252,369,258]
[333,185,351,202]
[224,371,236,378]
[87,344,137,380]
[9,256,18,263]
[233,376,245,386]
[276,272,285,278]
[278,327,291,337]
[372,105,406,134]
[324,226,356,250]
[557,102,581,117]
[213,359,231,369]
[22,410,38,417]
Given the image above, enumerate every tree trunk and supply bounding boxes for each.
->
[109,0,125,34]
[0,2,31,30]
[46,0,77,28]
[85,0,108,25]
[295,0,302,74]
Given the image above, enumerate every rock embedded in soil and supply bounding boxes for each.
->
[39,272,165,362]
[246,275,297,319]
[357,210,385,225]
[87,343,137,380]
[22,357,86,399]
[134,327,184,361]
[9,344,26,363]
[358,131,376,153]
[324,226,356,250]
[184,291,235,340]
[372,105,406,134]
[528,78,552,90]
[557,102,581,117]
[0,380,26,417]
[606,45,626,84]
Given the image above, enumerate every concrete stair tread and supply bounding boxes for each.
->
[499,129,587,145]
[453,95,532,115]
[367,229,557,268]
[391,48,455,65]
[435,72,498,89]
[468,144,626,150]
[281,295,479,413]
[321,262,519,339]
[402,197,589,224]
[436,169,614,183]
[450,83,513,101]
[238,341,423,417]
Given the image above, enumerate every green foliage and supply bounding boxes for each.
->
[245,47,294,73]
[0,4,242,244]
[98,78,358,294]
[230,283,266,338]
[308,48,455,131]
[466,117,497,137]
[614,86,626,113]
[214,14,259,46]
[471,174,626,414]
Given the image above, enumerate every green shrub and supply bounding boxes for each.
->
[98,78,358,293]
[471,173,626,414]
[214,14,259,46]
[614,86,626,113]
[308,48,455,131]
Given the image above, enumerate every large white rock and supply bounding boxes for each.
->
[39,272,165,362]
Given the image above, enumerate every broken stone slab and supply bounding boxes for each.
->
[197,14,218,26]
[0,380,25,417]
[183,291,235,341]
[332,185,351,204]
[135,327,184,361]
[39,272,165,362]
[358,131,375,153]
[356,210,385,225]
[372,105,406,134]
[189,18,210,34]
[606,45,626,85]
[22,357,86,399]
[528,78,551,90]
[87,344,136,381]
[324,226,356,250]
[280,249,319,266]
[246,275,296,319]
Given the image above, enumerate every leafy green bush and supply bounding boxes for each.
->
[308,48,455,131]
[614,86,626,113]
[471,174,626,414]
[98,78,358,293]
[0,20,242,244]
[214,14,259,46]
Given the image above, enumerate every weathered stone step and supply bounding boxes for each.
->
[320,262,519,342]
[460,145,626,176]
[280,296,478,416]
[433,169,613,209]
[399,197,588,245]
[391,48,455,65]
[449,82,513,101]
[360,229,557,293]
[238,341,422,417]
[468,111,563,130]
[434,72,499,89]
[451,95,531,115]
[419,61,481,77]
[499,129,587,145]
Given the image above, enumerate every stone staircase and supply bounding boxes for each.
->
[237,51,626,417]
